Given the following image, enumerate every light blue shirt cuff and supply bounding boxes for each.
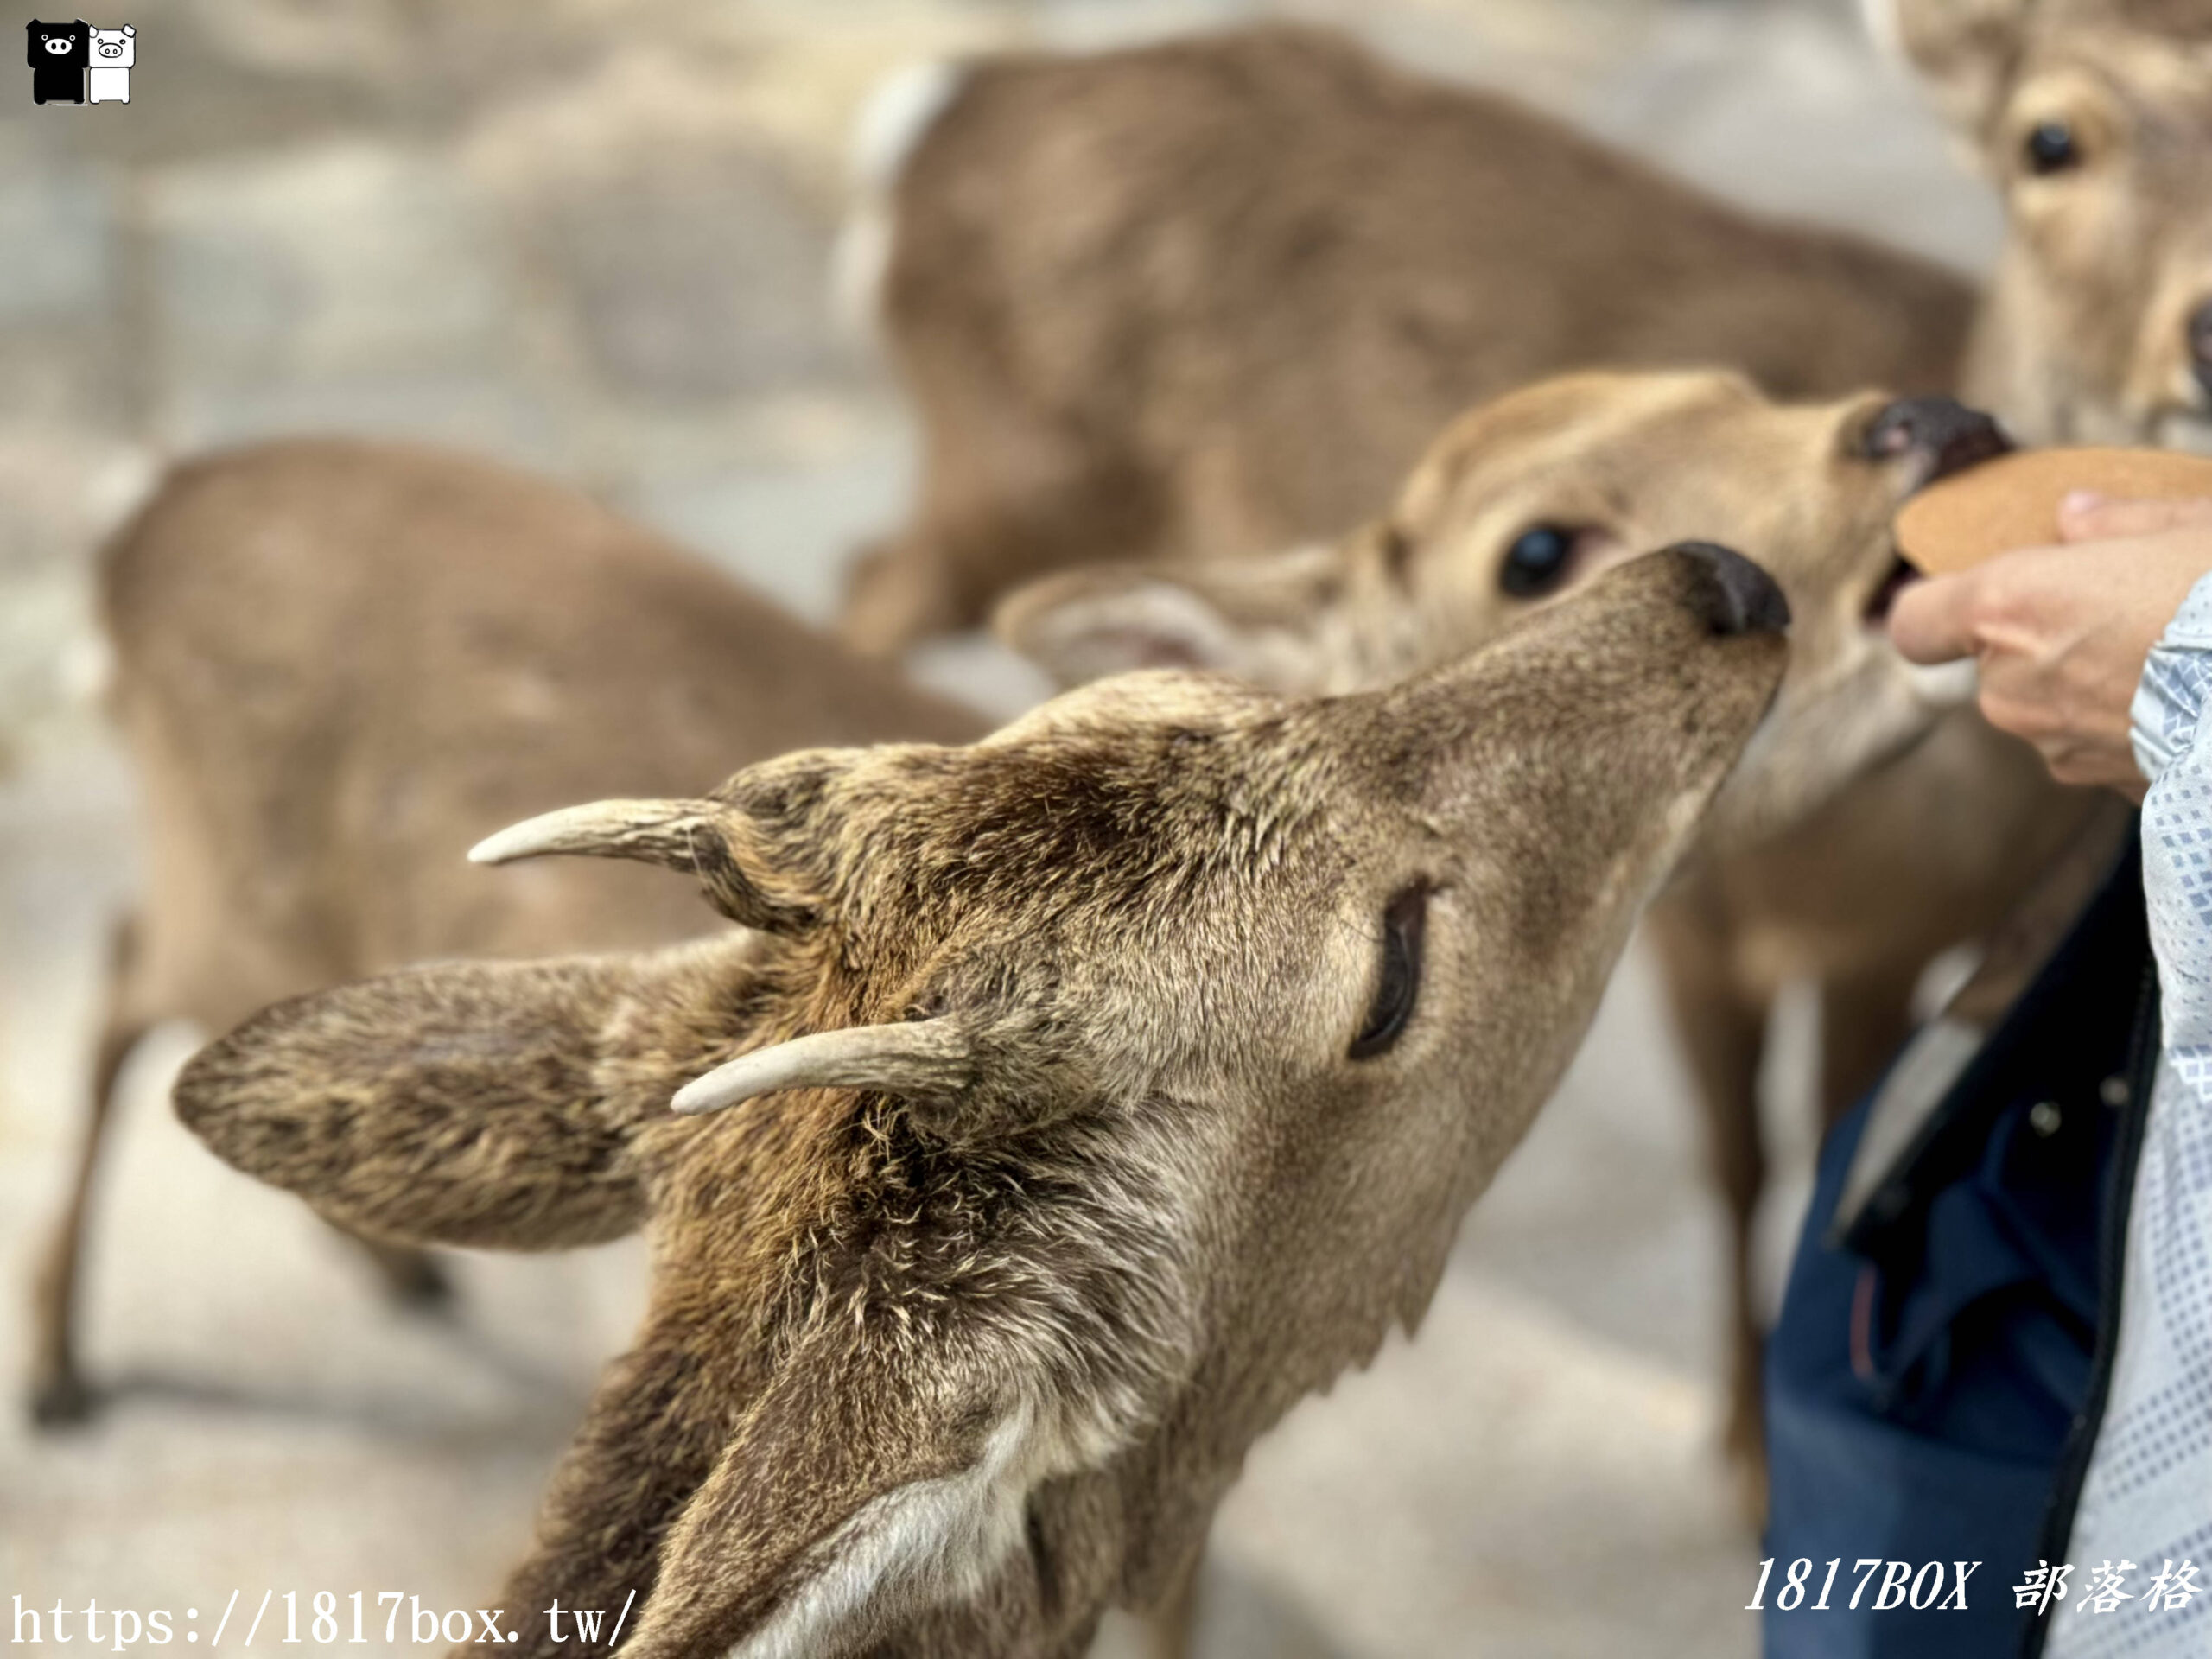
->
[2130,569,2212,786]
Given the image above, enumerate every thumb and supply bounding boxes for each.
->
[2057,491,2212,543]
[1888,569,1985,664]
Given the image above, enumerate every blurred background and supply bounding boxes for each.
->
[0,0,1999,1653]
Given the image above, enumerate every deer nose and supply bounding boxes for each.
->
[2188,299,2212,402]
[1675,543,1790,638]
[1862,397,2012,484]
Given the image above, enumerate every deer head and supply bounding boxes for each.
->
[1001,370,1999,857]
[1873,0,2212,448]
[172,544,1786,1658]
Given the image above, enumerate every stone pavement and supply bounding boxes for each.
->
[0,1,1998,1652]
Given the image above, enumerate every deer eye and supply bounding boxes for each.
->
[2024,120,2082,175]
[1499,525,1580,598]
[1350,886,1429,1060]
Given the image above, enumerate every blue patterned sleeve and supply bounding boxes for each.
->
[2133,572,2212,1020]
[2058,581,2212,1659]
[2133,573,2212,786]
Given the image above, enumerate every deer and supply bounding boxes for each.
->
[834,23,1979,656]
[27,372,2046,1505]
[994,368,2119,1506]
[841,3,2212,1491]
[24,435,986,1427]
[1867,0,2212,452]
[168,539,1791,1659]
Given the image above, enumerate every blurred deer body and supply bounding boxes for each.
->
[840,24,1977,654]
[26,438,985,1425]
[171,545,1789,1659]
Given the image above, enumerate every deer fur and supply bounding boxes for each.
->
[1870,0,2212,448]
[837,23,1977,653]
[849,7,2212,1494]
[171,543,1790,1659]
[25,437,984,1425]
[32,370,2088,1508]
[998,370,2110,1497]
[13,382,2013,1659]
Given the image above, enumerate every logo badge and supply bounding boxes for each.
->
[27,20,132,106]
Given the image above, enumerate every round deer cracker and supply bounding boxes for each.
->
[1896,447,2212,575]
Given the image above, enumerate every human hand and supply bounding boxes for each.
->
[1888,493,2212,799]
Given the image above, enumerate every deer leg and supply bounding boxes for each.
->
[843,456,1165,656]
[843,403,1029,656]
[1139,1546,1203,1659]
[841,528,971,658]
[841,374,1166,657]
[29,917,151,1427]
[340,1229,453,1310]
[1815,958,1920,1135]
[1645,902,1770,1522]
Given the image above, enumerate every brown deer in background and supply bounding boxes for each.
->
[837,25,1976,654]
[171,543,1789,1659]
[1870,0,2212,450]
[26,438,984,1426]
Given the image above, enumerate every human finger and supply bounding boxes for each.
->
[2056,492,2212,543]
[1887,569,1985,664]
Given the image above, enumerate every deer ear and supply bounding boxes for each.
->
[1869,0,2034,138]
[995,543,1363,693]
[172,938,752,1250]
